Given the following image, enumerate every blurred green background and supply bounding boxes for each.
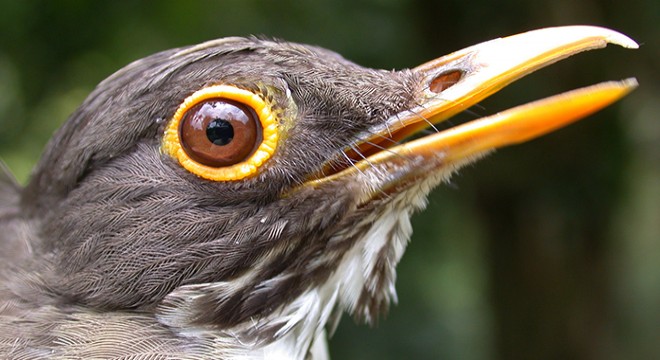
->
[0,1,657,359]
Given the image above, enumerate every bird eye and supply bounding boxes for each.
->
[162,85,279,181]
[179,99,261,167]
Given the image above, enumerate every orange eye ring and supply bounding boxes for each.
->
[162,85,278,181]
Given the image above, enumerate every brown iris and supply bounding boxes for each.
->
[179,99,262,167]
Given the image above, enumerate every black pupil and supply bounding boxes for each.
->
[206,119,234,146]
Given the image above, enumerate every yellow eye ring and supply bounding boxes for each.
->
[162,85,278,181]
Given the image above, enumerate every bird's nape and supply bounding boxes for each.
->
[0,26,637,359]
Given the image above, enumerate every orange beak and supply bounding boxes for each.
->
[311,26,638,194]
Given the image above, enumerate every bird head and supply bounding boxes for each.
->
[15,26,636,353]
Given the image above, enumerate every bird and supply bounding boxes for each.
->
[0,26,637,359]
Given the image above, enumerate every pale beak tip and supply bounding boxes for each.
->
[541,25,639,49]
[603,28,639,49]
[622,77,639,89]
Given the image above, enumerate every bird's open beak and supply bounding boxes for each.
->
[310,26,638,194]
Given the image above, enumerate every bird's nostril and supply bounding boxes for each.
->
[429,70,462,93]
